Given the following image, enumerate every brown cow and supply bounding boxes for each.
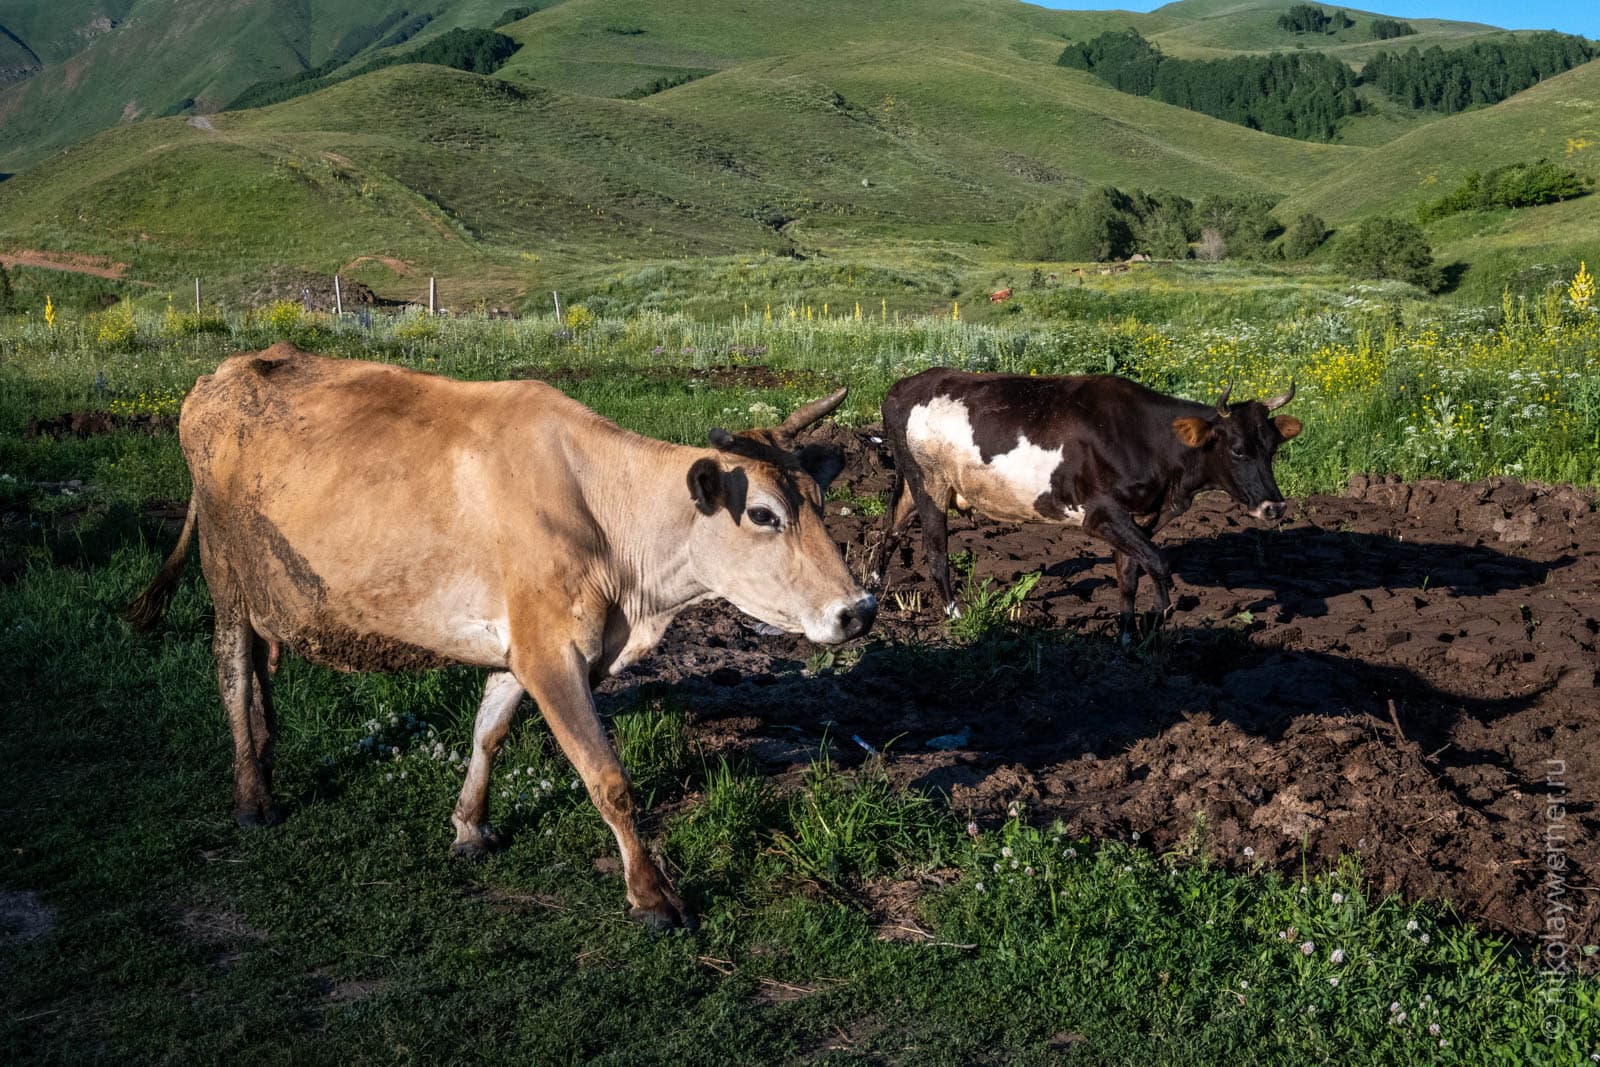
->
[126,343,876,929]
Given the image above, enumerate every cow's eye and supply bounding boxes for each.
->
[748,506,781,529]
[1229,446,1246,460]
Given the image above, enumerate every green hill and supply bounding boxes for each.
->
[0,0,1595,305]
[1145,0,1507,62]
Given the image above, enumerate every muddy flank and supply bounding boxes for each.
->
[598,426,1600,954]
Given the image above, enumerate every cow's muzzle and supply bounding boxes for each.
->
[1250,500,1288,522]
[836,594,878,641]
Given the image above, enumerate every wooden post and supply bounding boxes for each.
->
[551,290,563,326]
[333,275,343,316]
[428,276,437,315]
[194,277,201,314]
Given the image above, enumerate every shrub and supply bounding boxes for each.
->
[494,5,539,27]
[1418,159,1594,222]
[1335,216,1442,291]
[95,300,138,350]
[1369,17,1415,40]
[1281,212,1329,259]
[264,299,304,333]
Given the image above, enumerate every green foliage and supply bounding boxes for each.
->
[609,702,690,804]
[771,757,951,883]
[620,70,707,99]
[0,263,13,314]
[1369,18,1416,41]
[1059,31,1362,142]
[1282,212,1330,259]
[949,568,1042,644]
[1362,32,1596,115]
[227,28,521,111]
[1276,5,1354,35]
[1014,187,1196,262]
[1335,216,1443,291]
[1419,159,1595,222]
[494,5,541,28]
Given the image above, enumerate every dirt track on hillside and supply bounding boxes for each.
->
[600,425,1600,957]
[0,249,128,279]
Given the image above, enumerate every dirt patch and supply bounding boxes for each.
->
[1,249,128,280]
[340,255,416,278]
[599,428,1600,960]
[510,363,832,392]
[243,273,379,312]
[0,890,54,946]
[174,905,265,970]
[26,410,176,438]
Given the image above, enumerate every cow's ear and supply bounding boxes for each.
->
[687,457,724,515]
[1172,417,1214,448]
[1274,416,1303,441]
[797,444,845,493]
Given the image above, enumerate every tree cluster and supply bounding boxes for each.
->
[1058,31,1360,141]
[1277,5,1353,34]
[1011,188,1299,262]
[228,28,520,111]
[1369,18,1416,41]
[1418,160,1595,222]
[1362,33,1595,114]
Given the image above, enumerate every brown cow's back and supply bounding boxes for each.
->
[181,344,605,671]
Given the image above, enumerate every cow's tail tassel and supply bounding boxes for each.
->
[124,494,199,632]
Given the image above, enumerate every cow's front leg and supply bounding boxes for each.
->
[1087,504,1173,643]
[451,671,525,859]
[512,641,692,931]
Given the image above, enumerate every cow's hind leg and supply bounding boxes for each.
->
[451,671,525,859]
[914,482,957,616]
[214,600,280,827]
[1113,549,1141,637]
[514,644,691,930]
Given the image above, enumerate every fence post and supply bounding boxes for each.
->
[194,277,201,314]
[428,276,437,315]
[552,290,563,326]
[333,275,343,316]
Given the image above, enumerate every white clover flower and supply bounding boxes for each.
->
[1331,892,1345,904]
[1419,933,1430,945]
[1299,941,1315,956]
[1328,977,1340,987]
[1010,859,1019,870]
[1001,846,1013,858]
[966,821,979,838]
[1064,847,1077,859]
[1024,866,1035,877]
[1239,981,1249,990]
[1390,1002,1402,1014]
[570,779,580,790]
[1123,865,1134,873]
[993,862,1001,873]
[1406,919,1419,932]
[1330,948,1346,965]
[1243,846,1255,857]
[1429,1023,1441,1036]
[1395,1012,1407,1025]
[975,881,985,893]
[1131,831,1140,842]
[540,778,553,791]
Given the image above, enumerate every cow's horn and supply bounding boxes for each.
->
[1215,381,1233,418]
[1265,382,1296,412]
[776,386,848,438]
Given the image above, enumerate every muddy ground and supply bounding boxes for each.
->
[600,425,1600,955]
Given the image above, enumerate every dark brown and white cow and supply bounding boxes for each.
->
[872,369,1301,635]
[126,343,876,929]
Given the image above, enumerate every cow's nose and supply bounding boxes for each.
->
[1258,500,1287,522]
[838,594,878,640]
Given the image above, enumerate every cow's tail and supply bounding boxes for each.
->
[124,494,198,632]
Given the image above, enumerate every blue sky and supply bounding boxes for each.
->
[1029,2,1600,39]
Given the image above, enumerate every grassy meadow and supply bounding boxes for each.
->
[3,265,1600,1063]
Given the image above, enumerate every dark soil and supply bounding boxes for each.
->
[600,425,1600,956]
[26,410,176,438]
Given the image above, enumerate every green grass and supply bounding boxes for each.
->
[2,289,1599,1061]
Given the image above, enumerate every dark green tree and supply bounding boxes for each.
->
[1336,217,1442,291]
[1281,213,1329,259]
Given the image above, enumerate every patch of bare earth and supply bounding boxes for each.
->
[0,249,128,279]
[0,890,55,947]
[597,426,1600,962]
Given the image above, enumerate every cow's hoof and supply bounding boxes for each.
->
[233,803,283,829]
[450,831,502,862]
[629,894,696,933]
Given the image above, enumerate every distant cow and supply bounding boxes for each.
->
[989,288,1013,303]
[126,343,876,929]
[872,370,1300,636]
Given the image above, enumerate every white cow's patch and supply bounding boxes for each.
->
[905,395,1082,524]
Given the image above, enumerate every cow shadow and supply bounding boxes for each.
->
[1163,527,1570,619]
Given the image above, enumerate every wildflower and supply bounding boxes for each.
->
[1331,892,1344,904]
[1328,977,1340,987]
[1064,847,1077,859]
[1243,846,1255,858]
[1131,830,1140,842]
[966,820,979,838]
[1239,981,1249,990]
[1429,1023,1441,1037]
[1024,866,1035,877]
[1406,919,1419,932]
[993,862,1001,873]
[540,778,553,791]
[1390,1002,1402,1014]
[1299,941,1315,956]
[1330,948,1346,964]
[975,881,985,893]
[1419,933,1430,944]
[1001,846,1013,858]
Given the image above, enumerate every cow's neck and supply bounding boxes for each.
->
[586,440,714,622]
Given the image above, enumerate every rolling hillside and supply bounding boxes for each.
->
[0,0,1594,304]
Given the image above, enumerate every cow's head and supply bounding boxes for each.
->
[1172,383,1302,521]
[685,387,877,644]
